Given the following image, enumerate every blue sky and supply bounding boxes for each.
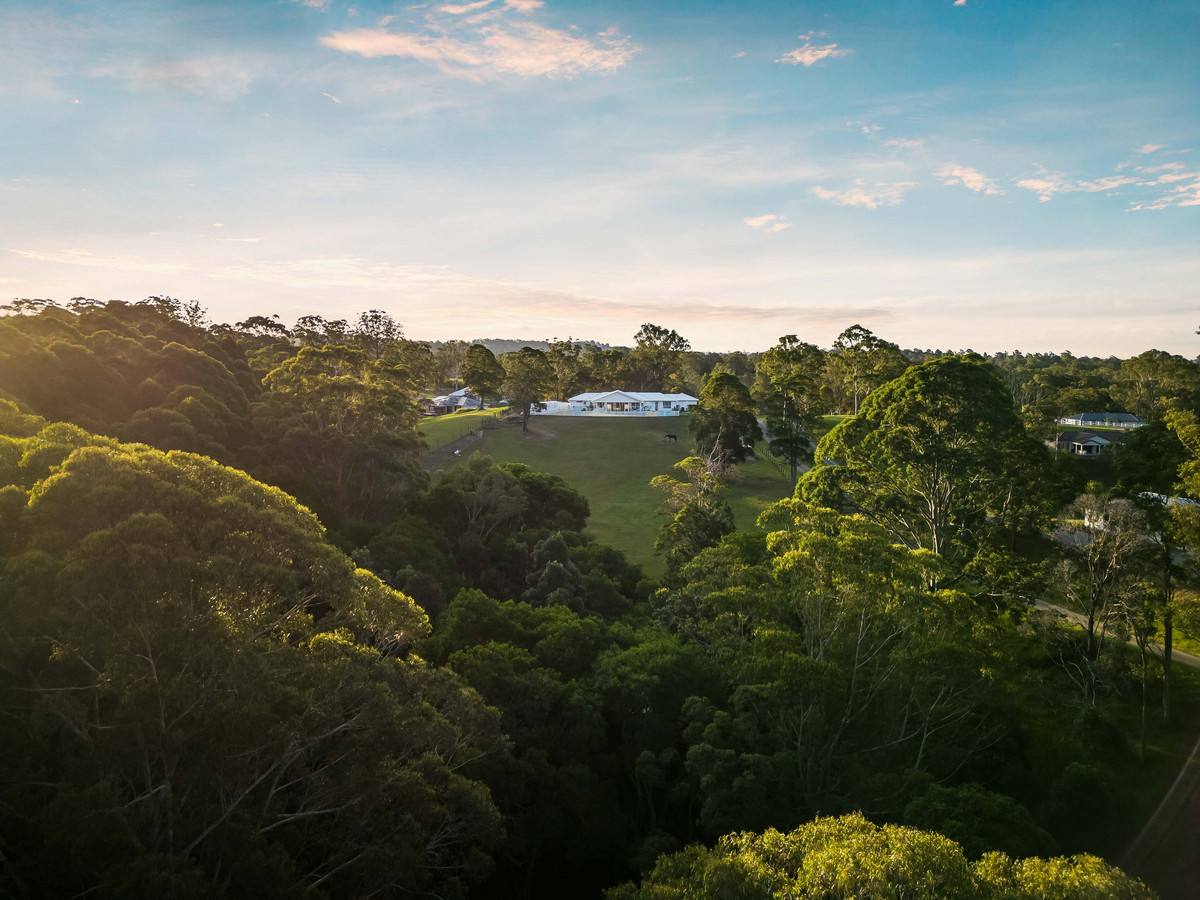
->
[3,0,1198,354]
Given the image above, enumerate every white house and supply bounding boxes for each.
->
[539,391,699,416]
[1058,412,1145,429]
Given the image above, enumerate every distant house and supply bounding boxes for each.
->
[1058,412,1145,429]
[538,391,700,417]
[1053,430,1122,456]
[425,388,483,416]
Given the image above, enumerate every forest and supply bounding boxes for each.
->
[2,296,1199,899]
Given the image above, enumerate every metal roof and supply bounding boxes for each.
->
[568,391,699,403]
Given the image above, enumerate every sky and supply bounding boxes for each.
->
[2,0,1198,355]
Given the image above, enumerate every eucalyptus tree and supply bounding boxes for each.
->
[502,346,555,432]
[0,424,504,898]
[462,343,506,402]
[609,813,1153,899]
[689,372,763,465]
[623,323,690,392]
[803,355,1048,584]
[826,324,908,414]
[753,335,826,486]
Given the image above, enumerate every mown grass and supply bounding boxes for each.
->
[454,414,792,576]
[418,408,506,449]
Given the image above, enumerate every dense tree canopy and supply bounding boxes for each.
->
[0,301,1190,899]
[609,813,1153,900]
[754,335,826,485]
[0,418,504,898]
[803,356,1050,580]
[689,372,763,465]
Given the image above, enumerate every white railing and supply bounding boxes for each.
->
[532,408,687,418]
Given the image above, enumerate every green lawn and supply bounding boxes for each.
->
[451,414,793,575]
[821,414,850,431]
[418,408,506,450]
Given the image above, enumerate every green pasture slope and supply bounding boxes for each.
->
[418,408,505,449]
[459,414,793,575]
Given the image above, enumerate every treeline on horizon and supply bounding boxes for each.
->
[1,294,1199,899]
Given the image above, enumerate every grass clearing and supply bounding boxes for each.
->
[450,414,792,575]
[418,408,506,449]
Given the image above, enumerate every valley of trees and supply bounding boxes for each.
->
[1,296,1199,898]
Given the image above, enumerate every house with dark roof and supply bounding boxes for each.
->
[1059,412,1145,429]
[1052,430,1123,456]
[424,388,482,416]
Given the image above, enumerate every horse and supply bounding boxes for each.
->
[664,433,678,442]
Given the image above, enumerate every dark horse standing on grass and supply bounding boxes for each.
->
[664,433,678,442]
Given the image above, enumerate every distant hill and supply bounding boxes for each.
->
[469,338,616,355]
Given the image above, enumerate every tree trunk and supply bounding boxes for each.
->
[1163,605,1173,724]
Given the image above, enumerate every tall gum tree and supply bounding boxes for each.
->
[753,335,827,487]
[802,355,1049,585]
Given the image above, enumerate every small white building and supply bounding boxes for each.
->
[536,391,699,417]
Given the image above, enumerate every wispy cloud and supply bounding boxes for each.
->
[290,0,331,10]
[322,91,342,102]
[812,181,913,209]
[1017,168,1148,202]
[90,54,267,99]
[954,0,966,7]
[777,33,851,67]
[208,254,889,329]
[937,163,1003,195]
[1137,143,1164,155]
[882,138,924,150]
[744,214,792,233]
[320,4,636,80]
[440,0,495,14]
[1128,170,1200,210]
[6,247,191,274]
[1015,169,1071,202]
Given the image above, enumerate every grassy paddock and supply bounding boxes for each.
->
[454,414,792,575]
[418,408,506,449]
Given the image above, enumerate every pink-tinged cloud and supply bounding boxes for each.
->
[744,214,792,233]
[321,7,636,80]
[937,163,1003,195]
[479,23,635,77]
[6,247,191,274]
[320,30,484,66]
[777,38,851,67]
[1015,170,1069,202]
[1018,169,1145,202]
[504,0,544,10]
[1076,175,1140,192]
[954,0,966,7]
[441,0,495,14]
[811,182,912,209]
[1137,143,1164,154]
